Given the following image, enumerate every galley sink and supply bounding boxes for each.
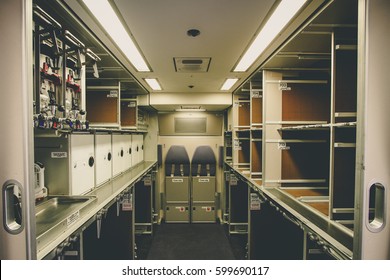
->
[35,195,97,252]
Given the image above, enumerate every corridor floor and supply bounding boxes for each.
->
[144,223,238,260]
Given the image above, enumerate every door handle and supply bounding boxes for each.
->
[366,182,386,233]
[2,180,24,234]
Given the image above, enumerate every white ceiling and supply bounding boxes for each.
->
[60,0,333,111]
[112,0,276,94]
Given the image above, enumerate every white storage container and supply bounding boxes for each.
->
[132,134,144,166]
[95,133,112,186]
[124,134,133,171]
[34,132,95,195]
[112,133,132,177]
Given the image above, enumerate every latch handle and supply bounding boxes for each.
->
[2,180,23,234]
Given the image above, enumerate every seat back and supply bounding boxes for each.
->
[191,145,216,176]
[165,145,190,176]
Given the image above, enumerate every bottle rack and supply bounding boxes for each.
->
[33,5,101,131]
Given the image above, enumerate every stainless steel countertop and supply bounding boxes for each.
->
[225,162,354,259]
[36,161,157,259]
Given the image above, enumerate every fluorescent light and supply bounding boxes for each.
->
[144,78,162,90]
[82,0,150,72]
[234,0,307,72]
[221,78,239,91]
[175,108,206,112]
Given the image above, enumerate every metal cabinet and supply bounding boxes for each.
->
[83,190,134,260]
[191,146,217,223]
[35,132,95,195]
[112,134,132,177]
[132,134,143,166]
[94,133,112,187]
[164,145,191,223]
[165,178,190,222]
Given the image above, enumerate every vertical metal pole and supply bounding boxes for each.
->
[61,39,67,118]
[34,23,41,115]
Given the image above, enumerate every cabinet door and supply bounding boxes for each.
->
[112,134,124,177]
[355,0,390,259]
[132,135,139,166]
[124,134,132,171]
[0,0,35,259]
[70,134,95,195]
[138,134,144,163]
[95,134,112,186]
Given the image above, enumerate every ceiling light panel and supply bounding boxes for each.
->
[144,78,162,91]
[82,0,150,72]
[234,0,307,72]
[221,78,239,91]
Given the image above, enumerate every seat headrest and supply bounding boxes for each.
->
[191,146,216,164]
[165,145,190,176]
[165,145,190,164]
[191,146,216,176]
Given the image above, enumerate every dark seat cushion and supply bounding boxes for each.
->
[191,145,216,176]
[165,145,190,176]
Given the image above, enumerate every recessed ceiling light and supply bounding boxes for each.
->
[144,78,162,91]
[234,0,307,72]
[221,78,239,91]
[82,0,150,72]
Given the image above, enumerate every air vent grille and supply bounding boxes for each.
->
[174,57,211,72]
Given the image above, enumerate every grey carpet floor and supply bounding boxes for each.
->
[146,223,236,260]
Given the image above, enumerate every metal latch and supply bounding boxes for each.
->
[96,208,108,239]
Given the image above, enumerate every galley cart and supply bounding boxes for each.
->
[165,145,190,223]
[191,146,217,223]
[34,131,95,195]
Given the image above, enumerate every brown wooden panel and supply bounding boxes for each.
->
[238,102,250,126]
[121,101,137,126]
[252,97,262,123]
[238,139,250,163]
[282,83,330,122]
[281,142,329,179]
[253,179,262,185]
[333,148,356,208]
[306,202,329,216]
[86,91,118,123]
[251,141,262,173]
[283,188,329,198]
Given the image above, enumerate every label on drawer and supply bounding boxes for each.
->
[143,179,152,186]
[66,211,80,227]
[122,193,133,211]
[107,90,118,98]
[230,176,238,186]
[251,90,262,98]
[199,178,210,183]
[51,152,68,158]
[278,141,290,150]
[201,206,212,212]
[172,179,184,183]
[279,82,291,91]
[233,138,241,150]
[143,175,152,186]
[250,193,261,211]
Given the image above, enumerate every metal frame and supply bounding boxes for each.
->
[0,0,35,259]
